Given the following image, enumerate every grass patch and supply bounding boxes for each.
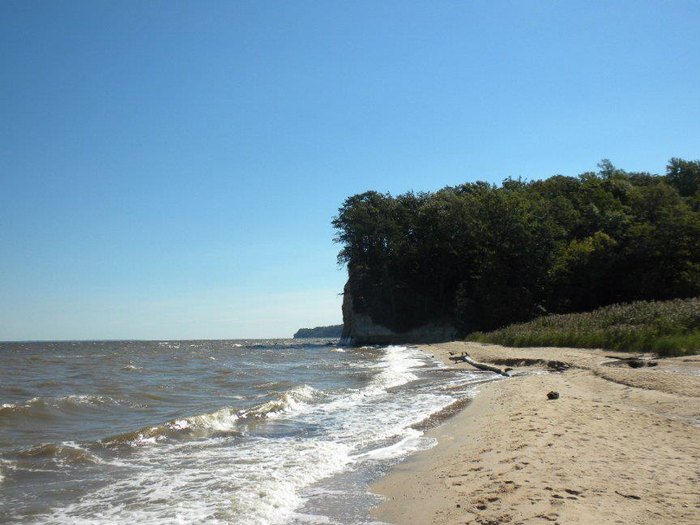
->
[468,298,700,357]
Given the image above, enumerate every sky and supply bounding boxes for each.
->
[1,1,699,340]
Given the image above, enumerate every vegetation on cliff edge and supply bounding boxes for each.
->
[333,159,700,335]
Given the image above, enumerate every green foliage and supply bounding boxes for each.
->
[332,159,700,334]
[666,158,700,199]
[469,298,700,356]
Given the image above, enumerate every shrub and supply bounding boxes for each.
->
[469,298,700,356]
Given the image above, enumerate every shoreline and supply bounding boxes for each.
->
[371,342,700,524]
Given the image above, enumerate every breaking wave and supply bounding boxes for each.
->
[15,442,104,465]
[1,341,497,524]
[102,385,319,447]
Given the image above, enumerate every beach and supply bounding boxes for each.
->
[372,342,700,524]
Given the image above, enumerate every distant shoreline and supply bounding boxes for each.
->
[293,324,343,339]
[0,337,308,344]
[371,342,700,524]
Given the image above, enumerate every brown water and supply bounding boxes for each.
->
[0,340,494,524]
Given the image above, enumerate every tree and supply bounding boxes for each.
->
[332,159,700,336]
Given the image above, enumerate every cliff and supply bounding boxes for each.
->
[340,280,457,345]
[293,325,343,339]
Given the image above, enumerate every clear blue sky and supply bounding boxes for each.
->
[1,1,698,340]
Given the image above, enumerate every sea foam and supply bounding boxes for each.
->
[2,341,495,524]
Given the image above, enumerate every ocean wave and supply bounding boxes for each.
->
[253,380,294,391]
[368,345,422,390]
[44,346,453,524]
[140,392,171,402]
[0,395,130,423]
[28,355,65,364]
[15,442,104,465]
[1,400,52,421]
[102,385,320,447]
[243,340,340,352]
[44,437,353,525]
[239,384,318,420]
[4,342,496,524]
[227,438,353,525]
[102,427,169,447]
[351,427,431,461]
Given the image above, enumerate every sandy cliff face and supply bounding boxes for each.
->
[340,280,457,345]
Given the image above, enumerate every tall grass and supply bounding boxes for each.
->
[468,298,700,356]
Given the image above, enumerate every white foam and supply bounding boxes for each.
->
[65,395,118,405]
[369,345,421,390]
[39,345,490,524]
[46,437,354,525]
[352,428,433,461]
[240,384,318,420]
[170,407,239,432]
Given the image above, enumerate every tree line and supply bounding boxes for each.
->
[332,159,700,334]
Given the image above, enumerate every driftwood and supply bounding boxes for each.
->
[615,490,641,500]
[448,352,510,376]
[604,355,658,368]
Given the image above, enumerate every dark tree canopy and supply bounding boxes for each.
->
[332,159,700,334]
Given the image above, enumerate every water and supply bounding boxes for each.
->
[0,340,496,524]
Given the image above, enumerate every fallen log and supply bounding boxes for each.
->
[603,356,658,368]
[448,352,510,376]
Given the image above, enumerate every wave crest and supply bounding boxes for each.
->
[240,385,317,420]
[102,385,319,447]
[0,395,128,424]
[16,442,103,465]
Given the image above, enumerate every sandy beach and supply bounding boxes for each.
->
[371,342,700,524]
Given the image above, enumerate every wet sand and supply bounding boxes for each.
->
[371,342,700,524]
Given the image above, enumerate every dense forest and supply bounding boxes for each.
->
[333,159,700,335]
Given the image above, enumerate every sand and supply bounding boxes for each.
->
[371,342,700,524]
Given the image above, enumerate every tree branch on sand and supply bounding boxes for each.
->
[448,353,510,376]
